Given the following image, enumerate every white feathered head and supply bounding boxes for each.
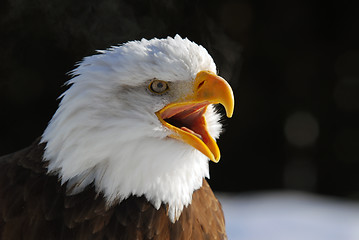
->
[41,35,234,222]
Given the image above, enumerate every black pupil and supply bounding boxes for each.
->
[156,82,163,89]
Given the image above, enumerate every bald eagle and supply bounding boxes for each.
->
[0,35,234,239]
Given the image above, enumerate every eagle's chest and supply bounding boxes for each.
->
[60,181,226,240]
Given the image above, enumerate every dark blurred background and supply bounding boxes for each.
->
[1,0,359,199]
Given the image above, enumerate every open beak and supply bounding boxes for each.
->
[156,70,234,162]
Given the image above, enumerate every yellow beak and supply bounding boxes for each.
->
[156,70,234,162]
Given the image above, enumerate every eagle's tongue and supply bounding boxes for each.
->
[180,127,203,140]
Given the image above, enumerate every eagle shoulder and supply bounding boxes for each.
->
[0,139,227,240]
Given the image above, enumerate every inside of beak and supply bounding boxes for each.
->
[157,102,220,162]
[156,70,234,162]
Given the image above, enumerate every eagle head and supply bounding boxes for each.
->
[41,35,234,222]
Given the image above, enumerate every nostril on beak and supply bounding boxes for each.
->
[197,80,205,90]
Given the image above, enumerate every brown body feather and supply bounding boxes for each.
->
[0,139,227,240]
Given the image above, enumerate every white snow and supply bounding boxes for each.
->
[217,191,359,240]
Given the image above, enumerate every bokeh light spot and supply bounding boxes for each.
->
[284,111,319,147]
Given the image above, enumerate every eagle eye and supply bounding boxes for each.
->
[149,79,169,94]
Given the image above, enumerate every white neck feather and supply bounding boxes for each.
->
[42,103,221,221]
